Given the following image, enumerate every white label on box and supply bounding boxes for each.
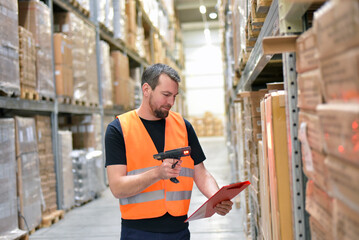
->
[299,122,314,172]
[26,127,34,142]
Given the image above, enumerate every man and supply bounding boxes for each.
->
[105,63,233,240]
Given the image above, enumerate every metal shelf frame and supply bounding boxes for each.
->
[225,0,319,239]
[0,0,183,210]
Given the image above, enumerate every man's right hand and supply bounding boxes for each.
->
[158,158,182,180]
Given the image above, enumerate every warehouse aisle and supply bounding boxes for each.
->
[30,136,246,240]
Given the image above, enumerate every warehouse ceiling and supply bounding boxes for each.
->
[174,0,220,30]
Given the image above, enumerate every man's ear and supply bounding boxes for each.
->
[142,83,151,97]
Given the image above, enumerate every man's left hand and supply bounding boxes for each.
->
[214,200,233,216]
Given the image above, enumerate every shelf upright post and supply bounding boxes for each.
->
[90,0,107,185]
[49,0,63,210]
[278,0,311,239]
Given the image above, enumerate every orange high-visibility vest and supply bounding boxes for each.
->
[117,110,194,220]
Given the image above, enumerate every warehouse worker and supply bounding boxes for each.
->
[105,63,233,240]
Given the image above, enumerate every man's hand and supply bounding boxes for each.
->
[214,200,233,216]
[158,158,182,180]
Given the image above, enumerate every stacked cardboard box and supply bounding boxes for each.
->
[18,0,54,100]
[53,33,74,100]
[54,12,99,106]
[15,117,42,231]
[111,51,135,110]
[262,91,293,240]
[0,0,20,96]
[113,0,127,41]
[238,90,267,238]
[100,41,113,108]
[35,115,57,216]
[296,1,359,239]
[188,112,224,137]
[58,131,75,210]
[59,114,102,151]
[126,0,137,50]
[0,119,27,239]
[18,26,36,98]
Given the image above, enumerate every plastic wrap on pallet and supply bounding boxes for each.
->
[77,0,90,13]
[18,26,36,89]
[35,115,58,214]
[17,152,42,231]
[18,0,54,99]
[91,0,114,32]
[86,150,106,196]
[84,23,99,106]
[0,119,26,238]
[58,131,75,210]
[113,0,127,40]
[15,117,38,156]
[100,41,113,108]
[0,0,20,96]
[71,150,92,206]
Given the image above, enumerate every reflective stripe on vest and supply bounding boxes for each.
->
[120,190,192,205]
[117,110,194,219]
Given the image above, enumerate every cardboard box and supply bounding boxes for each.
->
[111,51,130,81]
[301,149,329,193]
[317,103,359,165]
[296,28,319,73]
[258,140,273,240]
[314,0,359,59]
[298,111,324,152]
[265,91,293,240]
[297,69,323,111]
[309,216,334,240]
[240,90,268,117]
[15,117,38,156]
[53,33,73,66]
[55,64,73,97]
[320,47,359,103]
[333,199,359,240]
[305,180,333,233]
[125,0,137,34]
[326,155,359,213]
[18,26,36,89]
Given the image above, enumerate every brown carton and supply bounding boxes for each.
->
[296,28,319,73]
[265,91,293,240]
[305,180,333,234]
[333,199,359,240]
[326,155,359,213]
[314,0,359,59]
[320,47,359,103]
[297,69,323,111]
[317,103,359,165]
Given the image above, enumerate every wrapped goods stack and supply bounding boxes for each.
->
[18,0,54,100]
[0,119,27,239]
[0,0,20,96]
[15,117,42,232]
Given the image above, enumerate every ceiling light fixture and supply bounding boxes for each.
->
[199,5,206,14]
[209,12,217,19]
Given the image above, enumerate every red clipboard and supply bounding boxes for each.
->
[185,181,251,222]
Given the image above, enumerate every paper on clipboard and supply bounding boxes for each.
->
[185,181,250,222]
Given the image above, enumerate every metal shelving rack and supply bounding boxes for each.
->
[0,0,184,210]
[224,0,321,239]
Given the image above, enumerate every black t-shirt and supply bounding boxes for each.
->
[105,116,206,233]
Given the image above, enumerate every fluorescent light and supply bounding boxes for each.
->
[209,12,217,19]
[199,5,206,14]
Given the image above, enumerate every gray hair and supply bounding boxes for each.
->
[141,63,181,89]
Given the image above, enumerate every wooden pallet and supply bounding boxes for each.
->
[20,88,39,100]
[40,210,65,228]
[0,88,20,97]
[39,95,54,102]
[74,99,86,106]
[87,102,99,108]
[57,95,73,104]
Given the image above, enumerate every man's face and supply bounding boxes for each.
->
[149,74,178,119]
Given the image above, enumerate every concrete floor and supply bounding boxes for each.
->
[30,136,247,240]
